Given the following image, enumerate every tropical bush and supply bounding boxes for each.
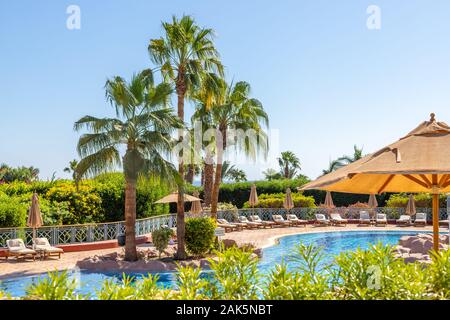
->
[152,227,174,258]
[0,192,28,227]
[185,217,216,256]
[0,173,172,227]
[212,178,310,208]
[4,244,450,300]
[243,192,315,208]
[386,193,447,208]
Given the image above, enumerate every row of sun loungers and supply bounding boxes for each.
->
[217,214,308,233]
[4,238,64,261]
[217,211,445,233]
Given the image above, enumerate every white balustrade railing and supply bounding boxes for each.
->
[1,208,447,247]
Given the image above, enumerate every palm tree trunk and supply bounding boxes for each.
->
[210,127,226,218]
[204,151,214,207]
[124,178,137,261]
[175,76,187,260]
[284,164,289,179]
[185,164,194,184]
[200,167,205,187]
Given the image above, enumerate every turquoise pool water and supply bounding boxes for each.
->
[0,230,427,297]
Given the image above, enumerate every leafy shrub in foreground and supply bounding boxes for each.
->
[2,244,449,300]
[185,217,216,256]
[152,227,174,258]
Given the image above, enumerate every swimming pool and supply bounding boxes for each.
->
[0,230,427,297]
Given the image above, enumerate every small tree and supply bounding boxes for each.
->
[152,227,174,258]
[185,217,216,256]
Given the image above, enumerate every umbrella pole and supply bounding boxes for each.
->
[432,193,439,252]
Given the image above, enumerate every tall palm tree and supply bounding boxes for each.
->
[321,159,342,176]
[148,15,224,259]
[278,151,301,179]
[194,80,268,217]
[74,70,182,261]
[337,145,363,165]
[262,168,282,181]
[64,159,81,191]
[221,161,247,182]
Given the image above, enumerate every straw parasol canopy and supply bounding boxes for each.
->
[190,191,202,214]
[405,194,416,216]
[27,193,43,240]
[323,191,335,208]
[155,192,201,204]
[283,188,294,210]
[249,184,259,207]
[300,113,449,251]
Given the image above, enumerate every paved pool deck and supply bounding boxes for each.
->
[0,224,447,280]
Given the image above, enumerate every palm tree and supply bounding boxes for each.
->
[221,161,247,182]
[321,159,343,176]
[74,70,182,261]
[194,80,268,217]
[148,15,224,259]
[64,159,81,191]
[262,168,282,181]
[278,151,301,179]
[337,145,363,165]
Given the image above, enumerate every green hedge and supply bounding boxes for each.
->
[207,178,309,208]
[0,172,171,227]
[243,192,316,208]
[386,193,447,208]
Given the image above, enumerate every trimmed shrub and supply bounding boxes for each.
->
[152,227,174,258]
[0,173,172,227]
[243,192,316,208]
[210,178,309,208]
[185,217,216,256]
[386,193,447,208]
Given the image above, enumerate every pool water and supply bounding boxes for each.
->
[0,230,427,297]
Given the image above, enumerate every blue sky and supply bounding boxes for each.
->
[1,0,450,181]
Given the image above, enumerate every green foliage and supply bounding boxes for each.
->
[213,178,310,208]
[207,246,260,299]
[332,243,430,299]
[25,271,85,300]
[3,244,450,300]
[0,192,28,227]
[185,217,216,256]
[152,227,174,258]
[386,193,447,208]
[0,173,171,227]
[243,192,316,208]
[429,249,450,299]
[0,163,39,183]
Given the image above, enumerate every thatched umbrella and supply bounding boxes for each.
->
[27,193,43,242]
[190,191,202,214]
[283,188,294,215]
[405,194,416,216]
[249,184,259,215]
[300,113,449,251]
[155,192,201,204]
[324,191,335,208]
[368,193,378,217]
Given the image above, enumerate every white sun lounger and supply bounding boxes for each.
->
[376,213,388,226]
[315,214,330,226]
[6,239,37,261]
[396,215,411,225]
[32,238,64,259]
[414,213,427,226]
